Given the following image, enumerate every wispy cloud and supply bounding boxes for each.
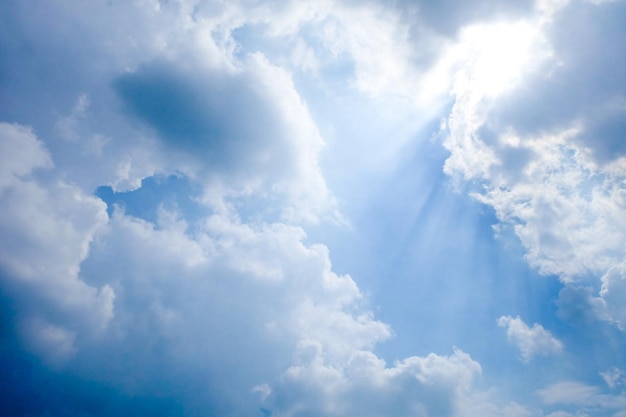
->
[537,380,626,414]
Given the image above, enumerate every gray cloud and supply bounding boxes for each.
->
[112,54,334,221]
[404,0,535,37]
[488,0,626,163]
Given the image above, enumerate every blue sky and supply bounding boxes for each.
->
[2,0,626,416]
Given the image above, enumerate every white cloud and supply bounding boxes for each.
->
[473,131,626,281]
[315,2,421,99]
[265,346,498,417]
[0,123,52,187]
[497,315,563,362]
[600,262,626,329]
[3,0,338,222]
[438,0,626,331]
[442,18,552,183]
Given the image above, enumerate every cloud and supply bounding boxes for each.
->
[113,53,334,222]
[490,0,626,162]
[403,0,535,37]
[0,123,52,186]
[265,346,485,417]
[537,381,626,413]
[556,285,610,324]
[545,412,591,417]
[600,368,625,389]
[0,121,525,415]
[0,122,113,364]
[67,184,516,416]
[537,381,600,405]
[2,0,625,416]
[600,263,626,329]
[438,0,626,333]
[497,315,563,362]
[0,133,384,413]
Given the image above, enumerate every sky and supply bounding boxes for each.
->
[1,0,626,416]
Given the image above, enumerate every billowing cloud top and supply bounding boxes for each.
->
[1,0,626,416]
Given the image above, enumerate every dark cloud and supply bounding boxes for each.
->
[114,63,228,154]
[112,60,290,176]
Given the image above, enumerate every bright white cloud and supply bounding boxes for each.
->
[497,315,563,362]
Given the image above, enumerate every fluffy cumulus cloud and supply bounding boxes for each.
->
[0,121,518,416]
[77,204,391,415]
[1,0,625,416]
[265,346,484,417]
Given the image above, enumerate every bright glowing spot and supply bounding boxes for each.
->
[456,21,545,98]
[420,20,549,111]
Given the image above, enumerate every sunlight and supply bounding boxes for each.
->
[457,21,545,98]
[419,19,548,111]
